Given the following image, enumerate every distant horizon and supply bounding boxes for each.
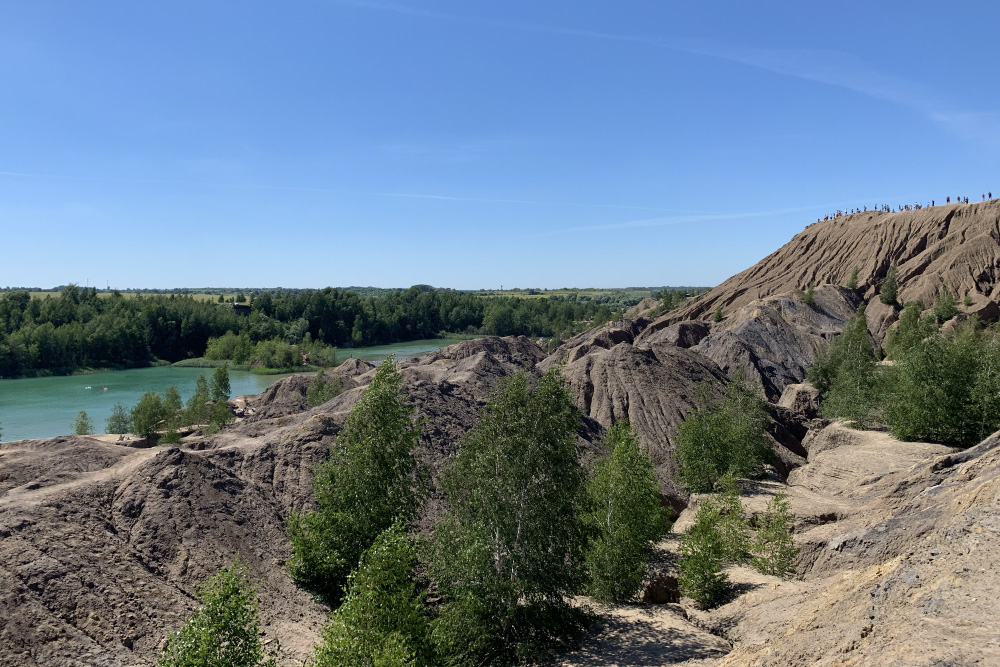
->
[1,284,711,293]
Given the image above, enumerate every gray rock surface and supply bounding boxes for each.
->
[692,286,859,400]
[776,382,821,419]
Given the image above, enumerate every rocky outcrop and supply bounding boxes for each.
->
[863,298,898,351]
[777,382,821,419]
[634,319,711,348]
[692,285,859,400]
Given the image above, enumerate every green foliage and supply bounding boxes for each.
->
[185,375,212,425]
[710,478,751,563]
[288,357,422,607]
[583,421,669,603]
[846,266,859,290]
[106,401,132,434]
[160,425,183,444]
[0,285,638,378]
[713,305,723,323]
[428,368,587,665]
[311,523,433,667]
[156,561,278,667]
[677,499,731,609]
[812,304,881,428]
[751,492,799,577]
[163,385,183,421]
[131,392,165,440]
[673,378,774,493]
[880,264,899,305]
[677,481,752,609]
[306,369,343,407]
[803,282,815,306]
[211,365,231,401]
[964,291,973,307]
[819,304,1000,447]
[883,321,1000,446]
[884,301,935,360]
[933,288,958,323]
[205,399,234,435]
[73,410,94,435]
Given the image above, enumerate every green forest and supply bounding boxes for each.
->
[0,284,648,378]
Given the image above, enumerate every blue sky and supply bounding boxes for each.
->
[2,1,997,289]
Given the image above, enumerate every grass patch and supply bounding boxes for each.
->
[172,358,233,368]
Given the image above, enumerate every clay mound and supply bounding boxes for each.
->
[622,297,660,319]
[0,436,135,494]
[692,285,860,400]
[545,319,648,366]
[246,358,376,421]
[246,373,311,420]
[398,335,547,386]
[669,199,1000,323]
[0,439,329,667]
[554,341,728,495]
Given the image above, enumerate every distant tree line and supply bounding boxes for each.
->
[0,285,627,377]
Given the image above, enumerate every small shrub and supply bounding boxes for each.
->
[751,492,799,577]
[713,305,723,323]
[584,421,669,603]
[674,378,774,493]
[184,375,212,425]
[157,560,278,667]
[211,365,231,401]
[846,266,859,290]
[306,369,343,407]
[884,301,934,360]
[803,282,815,306]
[311,523,433,667]
[678,499,731,609]
[160,426,183,444]
[73,410,94,435]
[106,402,132,434]
[880,264,899,305]
[884,321,1000,447]
[964,291,973,307]
[131,392,165,440]
[933,288,958,323]
[206,398,234,434]
[814,304,881,428]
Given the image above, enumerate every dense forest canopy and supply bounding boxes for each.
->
[0,284,695,377]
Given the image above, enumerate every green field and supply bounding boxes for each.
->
[471,288,657,300]
[26,291,242,302]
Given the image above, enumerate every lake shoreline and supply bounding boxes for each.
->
[1,334,486,380]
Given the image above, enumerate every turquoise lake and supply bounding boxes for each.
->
[0,337,469,442]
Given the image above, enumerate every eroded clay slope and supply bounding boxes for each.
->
[669,199,1000,323]
[703,424,999,666]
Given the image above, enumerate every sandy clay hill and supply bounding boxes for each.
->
[3,200,1000,665]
